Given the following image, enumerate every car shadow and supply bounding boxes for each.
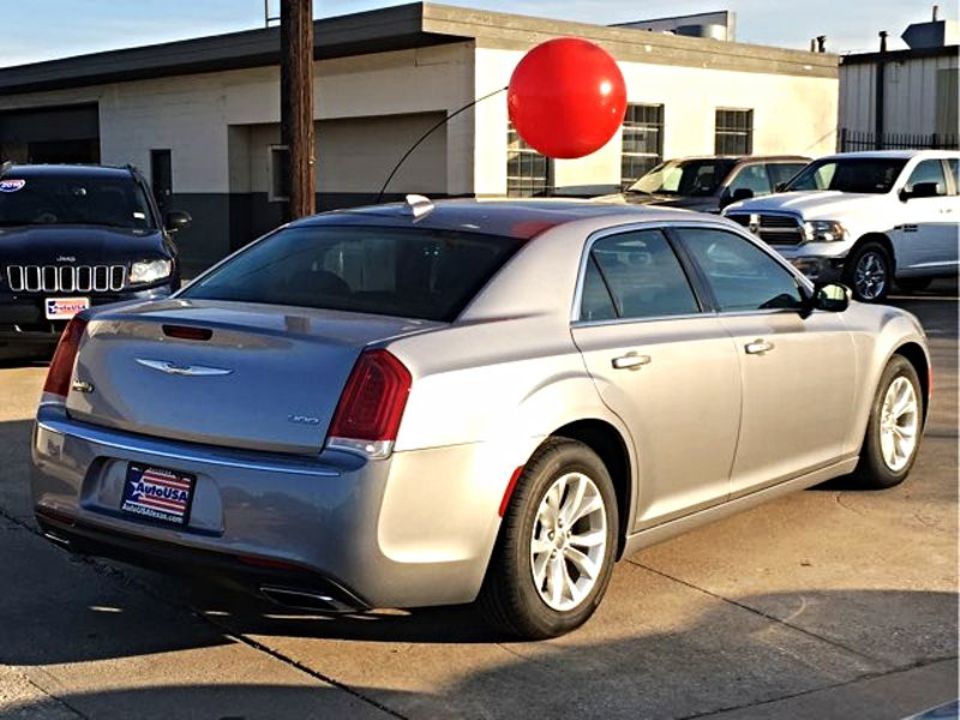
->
[1,584,956,718]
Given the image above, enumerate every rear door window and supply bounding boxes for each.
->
[579,229,700,321]
[905,159,948,195]
[183,226,520,322]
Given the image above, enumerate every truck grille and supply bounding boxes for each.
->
[5,265,126,293]
[727,213,805,246]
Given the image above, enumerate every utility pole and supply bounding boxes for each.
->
[280,0,315,220]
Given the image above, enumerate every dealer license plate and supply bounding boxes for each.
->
[120,463,196,527]
[45,297,90,320]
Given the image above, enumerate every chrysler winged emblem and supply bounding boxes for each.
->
[135,358,233,377]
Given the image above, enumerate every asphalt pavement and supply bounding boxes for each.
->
[0,283,956,719]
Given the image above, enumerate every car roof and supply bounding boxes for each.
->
[664,155,810,164]
[1,163,136,179]
[294,198,705,240]
[820,150,960,160]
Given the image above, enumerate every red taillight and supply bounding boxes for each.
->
[43,317,88,399]
[329,349,411,442]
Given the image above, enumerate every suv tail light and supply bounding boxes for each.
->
[43,317,88,401]
[327,349,411,458]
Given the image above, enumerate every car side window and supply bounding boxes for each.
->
[906,160,948,195]
[767,163,806,189]
[676,227,804,312]
[727,164,771,195]
[579,229,699,321]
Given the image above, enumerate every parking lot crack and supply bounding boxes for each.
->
[215,631,410,720]
[626,558,888,667]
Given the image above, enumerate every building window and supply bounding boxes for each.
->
[621,104,664,186]
[507,124,549,197]
[715,109,753,155]
[268,144,290,202]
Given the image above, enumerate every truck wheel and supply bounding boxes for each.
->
[844,242,892,302]
[478,437,618,639]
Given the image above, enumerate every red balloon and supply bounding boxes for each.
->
[508,38,627,159]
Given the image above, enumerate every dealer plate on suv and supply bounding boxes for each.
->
[45,297,90,320]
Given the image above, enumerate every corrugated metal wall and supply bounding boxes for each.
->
[840,53,959,136]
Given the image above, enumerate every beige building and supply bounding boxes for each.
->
[0,3,839,271]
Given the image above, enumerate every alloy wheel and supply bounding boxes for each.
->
[530,472,607,612]
[854,251,888,301]
[878,376,919,472]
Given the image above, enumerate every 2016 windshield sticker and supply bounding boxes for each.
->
[0,179,26,193]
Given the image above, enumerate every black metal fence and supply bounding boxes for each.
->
[839,128,959,152]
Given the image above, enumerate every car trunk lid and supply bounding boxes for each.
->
[67,299,439,454]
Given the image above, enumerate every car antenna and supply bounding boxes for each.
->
[375,86,507,204]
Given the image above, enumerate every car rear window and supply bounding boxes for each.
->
[0,174,155,229]
[182,225,521,322]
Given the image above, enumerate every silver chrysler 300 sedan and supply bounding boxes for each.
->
[31,199,930,638]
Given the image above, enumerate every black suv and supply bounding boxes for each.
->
[0,163,189,352]
[599,155,810,213]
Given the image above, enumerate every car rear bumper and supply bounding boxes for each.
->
[0,284,176,344]
[31,404,499,609]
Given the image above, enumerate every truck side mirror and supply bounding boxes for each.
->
[900,182,942,202]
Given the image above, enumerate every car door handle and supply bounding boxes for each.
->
[611,353,652,370]
[745,339,775,355]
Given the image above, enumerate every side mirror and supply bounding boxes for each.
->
[900,182,942,202]
[813,282,851,313]
[774,182,787,193]
[164,210,192,233]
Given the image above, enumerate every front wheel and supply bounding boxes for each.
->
[478,438,618,639]
[851,356,924,489]
[844,242,892,302]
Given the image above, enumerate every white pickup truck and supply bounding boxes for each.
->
[723,150,959,301]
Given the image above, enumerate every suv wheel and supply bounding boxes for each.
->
[845,242,892,302]
[851,356,923,489]
[478,437,618,639]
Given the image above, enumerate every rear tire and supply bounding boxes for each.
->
[478,437,618,639]
[850,356,923,489]
[844,242,892,302]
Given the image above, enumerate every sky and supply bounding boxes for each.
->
[1,0,955,68]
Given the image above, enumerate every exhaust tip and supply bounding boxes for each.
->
[259,585,358,613]
[42,530,74,550]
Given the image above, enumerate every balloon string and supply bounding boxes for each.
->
[375,86,508,204]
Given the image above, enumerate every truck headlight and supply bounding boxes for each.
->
[129,259,172,284]
[803,220,846,243]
